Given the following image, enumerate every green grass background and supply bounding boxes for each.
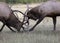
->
[0,0,48,4]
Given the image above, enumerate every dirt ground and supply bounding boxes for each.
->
[0,4,60,43]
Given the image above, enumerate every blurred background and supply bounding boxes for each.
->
[0,0,56,4]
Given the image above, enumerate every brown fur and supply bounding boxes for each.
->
[27,1,60,31]
[0,2,23,32]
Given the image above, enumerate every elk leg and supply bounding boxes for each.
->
[0,24,5,32]
[29,19,41,31]
[0,18,6,32]
[6,25,16,32]
[52,17,56,30]
[29,15,45,31]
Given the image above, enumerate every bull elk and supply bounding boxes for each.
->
[0,2,25,32]
[27,1,60,31]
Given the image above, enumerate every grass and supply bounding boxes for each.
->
[0,24,60,43]
[0,0,47,4]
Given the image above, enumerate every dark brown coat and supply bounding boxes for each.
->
[27,1,60,31]
[0,2,23,32]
